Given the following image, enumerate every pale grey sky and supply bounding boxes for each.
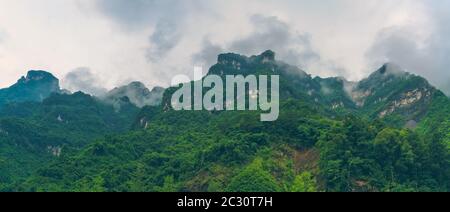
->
[0,0,448,94]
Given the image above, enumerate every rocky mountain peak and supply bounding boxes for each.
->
[376,63,408,76]
[259,50,276,63]
[0,70,61,107]
[18,70,59,84]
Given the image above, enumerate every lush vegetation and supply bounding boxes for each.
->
[0,51,448,192]
[1,99,446,192]
[0,92,139,187]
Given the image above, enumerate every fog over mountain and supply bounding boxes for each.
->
[62,67,108,96]
[1,50,448,192]
[0,0,449,95]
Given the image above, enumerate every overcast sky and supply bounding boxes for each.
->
[0,0,449,95]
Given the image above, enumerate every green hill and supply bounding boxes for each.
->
[0,51,448,192]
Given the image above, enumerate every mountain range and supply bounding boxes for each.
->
[0,50,448,192]
[161,50,447,128]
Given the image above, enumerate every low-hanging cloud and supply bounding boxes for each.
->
[1,0,449,92]
[192,38,224,68]
[229,15,321,69]
[96,0,184,58]
[193,14,345,77]
[95,0,211,69]
[147,19,182,62]
[95,0,166,29]
[366,2,450,95]
[62,67,108,96]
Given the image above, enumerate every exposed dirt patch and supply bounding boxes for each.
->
[293,148,319,173]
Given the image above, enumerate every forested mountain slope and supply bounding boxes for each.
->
[0,91,140,187]
[0,51,448,192]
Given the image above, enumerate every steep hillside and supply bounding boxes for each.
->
[0,91,140,186]
[11,51,448,192]
[349,63,442,126]
[0,71,61,108]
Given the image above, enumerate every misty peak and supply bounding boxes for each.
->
[127,81,147,90]
[216,50,276,66]
[358,63,411,89]
[102,81,164,108]
[260,50,276,62]
[376,63,408,76]
[217,52,247,64]
[0,70,61,107]
[19,70,58,84]
[249,50,277,64]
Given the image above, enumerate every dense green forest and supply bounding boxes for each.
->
[0,51,448,192]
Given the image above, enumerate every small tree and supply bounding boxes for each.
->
[290,172,317,192]
[75,175,106,192]
[227,158,280,192]
[157,176,178,192]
